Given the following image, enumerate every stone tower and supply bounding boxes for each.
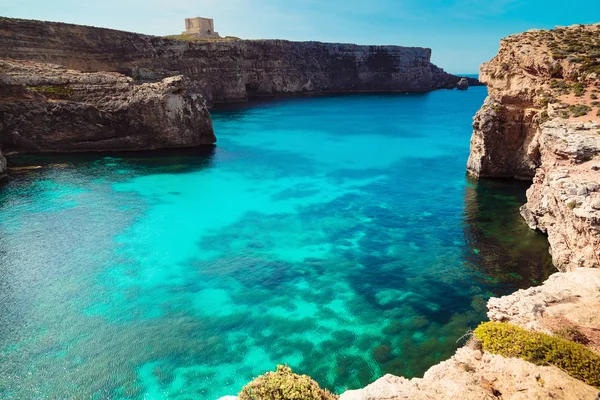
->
[183,17,221,38]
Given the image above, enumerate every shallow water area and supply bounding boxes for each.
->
[0,87,555,399]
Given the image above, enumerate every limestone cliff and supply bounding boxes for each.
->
[467,23,600,271]
[0,59,214,154]
[0,17,467,105]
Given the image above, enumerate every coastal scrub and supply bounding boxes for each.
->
[474,322,600,388]
[239,365,338,400]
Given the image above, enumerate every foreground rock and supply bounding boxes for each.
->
[0,17,472,105]
[339,346,598,400]
[0,59,214,153]
[467,23,600,270]
[488,268,600,338]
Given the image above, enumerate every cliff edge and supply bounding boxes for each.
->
[0,17,469,106]
[467,23,600,271]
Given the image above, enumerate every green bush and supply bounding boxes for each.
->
[474,322,600,388]
[573,83,586,97]
[238,365,338,400]
[569,104,591,117]
[27,85,73,99]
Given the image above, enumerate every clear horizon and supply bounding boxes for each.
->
[1,0,598,73]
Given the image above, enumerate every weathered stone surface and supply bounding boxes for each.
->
[519,121,600,270]
[0,17,470,106]
[467,96,540,179]
[488,268,600,331]
[457,78,469,90]
[0,59,214,153]
[339,346,598,400]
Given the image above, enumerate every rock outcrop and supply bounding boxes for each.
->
[488,268,600,334]
[0,17,469,106]
[467,23,600,270]
[0,59,214,154]
[457,78,469,90]
[338,346,598,400]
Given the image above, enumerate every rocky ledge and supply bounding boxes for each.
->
[0,59,214,154]
[467,23,600,270]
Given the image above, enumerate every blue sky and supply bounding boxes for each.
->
[1,0,599,73]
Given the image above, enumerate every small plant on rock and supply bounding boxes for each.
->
[238,365,338,400]
[474,322,600,388]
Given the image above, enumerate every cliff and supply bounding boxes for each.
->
[0,59,215,154]
[0,17,467,106]
[467,23,600,271]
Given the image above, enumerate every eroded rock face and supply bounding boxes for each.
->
[468,23,600,270]
[0,59,215,153]
[0,17,466,105]
[520,121,600,270]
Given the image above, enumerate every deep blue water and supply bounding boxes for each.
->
[0,88,554,399]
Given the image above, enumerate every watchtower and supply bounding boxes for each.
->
[183,17,221,38]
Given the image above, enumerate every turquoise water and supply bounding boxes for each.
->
[0,88,554,399]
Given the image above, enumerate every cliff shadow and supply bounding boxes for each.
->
[462,175,556,294]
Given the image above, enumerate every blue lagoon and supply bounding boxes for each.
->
[0,87,554,399]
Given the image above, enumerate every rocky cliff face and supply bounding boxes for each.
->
[0,59,214,154]
[0,17,465,105]
[467,23,600,271]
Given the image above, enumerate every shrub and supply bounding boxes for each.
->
[474,322,600,388]
[238,365,338,400]
[27,85,73,99]
[573,83,586,97]
[569,104,591,117]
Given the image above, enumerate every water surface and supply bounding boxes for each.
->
[0,88,554,399]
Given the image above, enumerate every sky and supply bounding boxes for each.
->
[1,0,599,73]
